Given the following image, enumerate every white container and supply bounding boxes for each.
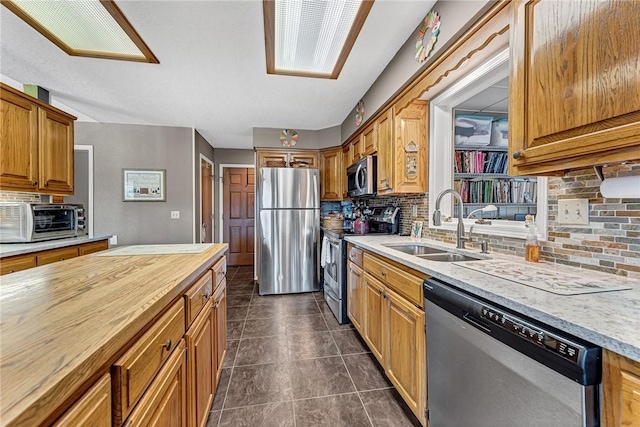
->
[455,115,493,146]
[490,118,508,146]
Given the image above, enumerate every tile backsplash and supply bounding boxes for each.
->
[0,191,41,203]
[362,164,640,279]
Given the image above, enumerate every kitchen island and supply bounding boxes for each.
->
[0,243,228,427]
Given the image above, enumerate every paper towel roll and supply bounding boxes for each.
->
[600,175,640,198]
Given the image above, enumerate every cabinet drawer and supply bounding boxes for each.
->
[212,256,227,288]
[53,373,111,427]
[112,300,185,426]
[0,254,36,275]
[78,240,109,256]
[363,253,424,308]
[184,271,213,327]
[347,244,363,267]
[36,246,79,266]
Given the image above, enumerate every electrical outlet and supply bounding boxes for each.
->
[557,199,589,225]
[171,211,180,219]
[412,204,418,217]
[109,235,118,245]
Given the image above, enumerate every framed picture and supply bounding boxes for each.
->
[123,169,166,202]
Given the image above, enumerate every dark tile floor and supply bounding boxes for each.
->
[207,266,421,427]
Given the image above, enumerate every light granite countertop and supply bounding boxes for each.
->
[344,234,640,363]
[0,235,112,258]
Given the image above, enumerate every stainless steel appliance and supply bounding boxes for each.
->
[346,155,376,198]
[257,168,320,295]
[423,278,601,427]
[0,203,83,243]
[322,206,400,324]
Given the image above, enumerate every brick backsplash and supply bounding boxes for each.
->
[362,164,640,279]
[0,191,41,203]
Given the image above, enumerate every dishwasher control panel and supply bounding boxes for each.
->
[481,306,583,363]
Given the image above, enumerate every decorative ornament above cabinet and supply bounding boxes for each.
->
[415,11,440,63]
[355,99,365,126]
[280,129,299,147]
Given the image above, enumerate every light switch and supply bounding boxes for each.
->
[557,199,589,225]
[171,211,180,219]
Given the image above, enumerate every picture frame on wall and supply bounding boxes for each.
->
[123,169,166,202]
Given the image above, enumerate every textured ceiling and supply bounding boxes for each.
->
[0,1,436,149]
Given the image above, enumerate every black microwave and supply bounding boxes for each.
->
[346,156,377,198]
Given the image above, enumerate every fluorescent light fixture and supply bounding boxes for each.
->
[264,0,374,79]
[2,0,158,63]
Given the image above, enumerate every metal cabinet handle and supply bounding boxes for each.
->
[512,151,523,160]
[162,339,172,351]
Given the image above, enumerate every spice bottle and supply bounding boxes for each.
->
[525,214,539,262]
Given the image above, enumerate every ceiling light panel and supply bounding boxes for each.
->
[3,0,158,63]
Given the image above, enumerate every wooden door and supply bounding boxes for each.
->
[38,107,74,194]
[0,87,39,192]
[200,159,213,243]
[362,122,378,155]
[186,303,214,427]
[363,274,386,365]
[393,101,427,193]
[53,374,111,427]
[602,350,640,427]
[124,340,187,427]
[346,261,364,333]
[376,109,394,194]
[223,168,255,266]
[384,288,426,423]
[509,0,640,176]
[319,147,343,201]
[213,280,227,385]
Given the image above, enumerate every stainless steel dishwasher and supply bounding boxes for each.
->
[423,278,601,427]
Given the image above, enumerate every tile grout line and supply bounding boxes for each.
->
[319,299,376,427]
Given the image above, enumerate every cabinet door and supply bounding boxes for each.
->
[53,374,111,427]
[0,254,36,275]
[362,122,377,155]
[363,273,386,365]
[319,147,343,201]
[186,303,214,427]
[509,0,640,176]
[342,144,351,199]
[123,340,187,427]
[393,101,427,193]
[352,135,363,162]
[290,151,318,168]
[36,246,79,266]
[38,108,74,194]
[78,240,109,256]
[384,288,426,423]
[346,261,364,332]
[256,151,288,168]
[602,350,640,427]
[213,279,227,385]
[0,87,39,192]
[376,109,394,194]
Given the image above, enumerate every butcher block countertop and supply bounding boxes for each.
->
[0,243,228,427]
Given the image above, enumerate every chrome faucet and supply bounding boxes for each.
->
[433,189,467,249]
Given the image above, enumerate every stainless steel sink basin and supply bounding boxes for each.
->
[416,253,482,262]
[382,244,447,255]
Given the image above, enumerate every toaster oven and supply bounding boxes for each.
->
[0,203,82,243]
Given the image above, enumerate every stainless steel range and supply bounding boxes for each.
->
[321,206,400,324]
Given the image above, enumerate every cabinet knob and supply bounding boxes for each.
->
[44,181,49,187]
[203,292,210,301]
[381,270,386,277]
[162,339,172,351]
[512,151,523,160]
[32,181,38,186]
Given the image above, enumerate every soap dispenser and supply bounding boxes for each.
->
[524,214,539,262]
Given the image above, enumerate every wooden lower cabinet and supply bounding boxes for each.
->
[213,279,227,385]
[0,254,36,275]
[35,246,79,266]
[78,240,109,255]
[53,374,111,427]
[602,350,640,427]
[364,273,386,365]
[347,261,364,331]
[123,340,187,427]
[186,301,214,427]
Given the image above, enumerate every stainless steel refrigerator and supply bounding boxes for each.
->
[257,168,320,295]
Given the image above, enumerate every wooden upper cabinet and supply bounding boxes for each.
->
[38,108,74,193]
[0,86,39,191]
[361,122,377,156]
[290,151,319,168]
[342,144,351,199]
[376,109,394,194]
[53,374,111,427]
[602,350,640,427]
[0,83,75,194]
[256,149,318,168]
[256,150,288,168]
[319,147,343,201]
[509,0,640,176]
[393,101,427,193]
[352,132,364,162]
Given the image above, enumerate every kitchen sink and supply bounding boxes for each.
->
[416,253,482,262]
[382,244,447,255]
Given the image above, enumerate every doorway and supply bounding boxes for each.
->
[66,145,94,236]
[221,166,255,266]
[200,155,214,243]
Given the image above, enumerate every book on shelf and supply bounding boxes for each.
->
[454,150,508,174]
[454,178,537,204]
